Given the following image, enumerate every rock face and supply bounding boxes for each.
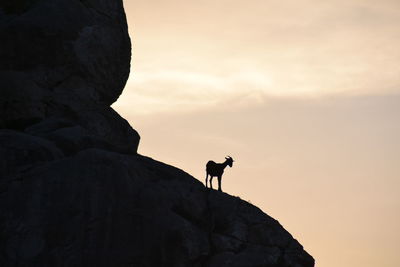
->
[0,1,314,267]
[0,0,138,153]
[0,134,315,267]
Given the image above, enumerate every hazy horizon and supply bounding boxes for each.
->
[114,1,400,266]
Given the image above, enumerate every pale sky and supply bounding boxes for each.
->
[113,1,400,266]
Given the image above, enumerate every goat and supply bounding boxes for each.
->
[205,156,234,192]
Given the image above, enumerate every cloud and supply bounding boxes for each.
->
[118,0,400,115]
[118,2,400,267]
[115,69,274,114]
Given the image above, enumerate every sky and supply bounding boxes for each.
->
[113,1,400,266]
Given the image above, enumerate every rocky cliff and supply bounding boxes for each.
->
[0,1,315,266]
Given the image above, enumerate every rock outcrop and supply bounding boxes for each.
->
[0,0,139,153]
[0,1,314,266]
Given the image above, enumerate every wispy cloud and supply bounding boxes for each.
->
[116,69,273,113]
[117,0,400,115]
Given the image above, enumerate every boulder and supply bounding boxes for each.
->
[0,0,138,152]
[0,143,314,267]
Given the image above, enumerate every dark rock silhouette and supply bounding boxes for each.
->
[206,156,234,192]
[0,0,139,153]
[0,1,315,266]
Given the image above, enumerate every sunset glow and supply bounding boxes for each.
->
[114,1,400,266]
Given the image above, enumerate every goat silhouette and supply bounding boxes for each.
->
[205,156,234,192]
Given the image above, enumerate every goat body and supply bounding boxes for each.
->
[205,156,234,192]
[206,161,225,177]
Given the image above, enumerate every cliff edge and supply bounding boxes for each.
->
[0,1,314,266]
